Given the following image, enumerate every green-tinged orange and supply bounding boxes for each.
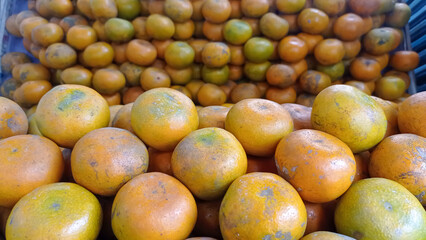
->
[104,18,135,42]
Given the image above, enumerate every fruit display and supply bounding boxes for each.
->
[0,0,425,239]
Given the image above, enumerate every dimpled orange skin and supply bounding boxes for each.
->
[219,172,307,240]
[0,97,28,139]
[397,91,426,138]
[6,182,102,240]
[35,84,110,148]
[225,99,294,157]
[275,129,356,203]
[369,134,426,205]
[111,172,197,240]
[71,127,149,196]
[172,127,247,200]
[131,88,199,151]
[0,135,64,208]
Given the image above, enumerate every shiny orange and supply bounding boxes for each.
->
[202,42,231,68]
[389,51,420,72]
[333,13,364,41]
[314,39,345,65]
[278,36,308,63]
[349,57,382,81]
[197,83,227,106]
[297,8,329,34]
[83,42,114,68]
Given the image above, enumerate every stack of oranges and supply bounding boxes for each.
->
[0,0,425,240]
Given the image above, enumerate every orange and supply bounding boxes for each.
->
[243,61,271,82]
[191,0,205,21]
[19,16,48,41]
[13,80,52,107]
[314,39,345,65]
[313,0,346,16]
[111,172,197,239]
[164,0,193,23]
[299,70,332,94]
[219,172,307,239]
[265,86,297,104]
[44,43,77,69]
[246,155,278,174]
[90,0,118,21]
[240,0,269,18]
[266,64,297,88]
[370,96,399,137]
[348,0,380,16]
[397,91,426,138]
[229,83,262,103]
[276,0,306,14]
[186,79,205,100]
[192,200,222,238]
[104,18,135,42]
[229,0,242,19]
[201,65,230,85]
[225,98,293,156]
[297,8,329,34]
[145,14,175,40]
[116,0,141,20]
[276,129,356,203]
[147,147,174,175]
[311,85,387,153]
[349,57,382,82]
[389,50,420,72]
[140,67,171,90]
[0,97,28,139]
[385,2,411,28]
[333,13,364,41]
[66,25,97,50]
[1,52,30,74]
[122,86,144,104]
[111,103,135,133]
[363,27,401,56]
[282,103,312,130]
[152,39,174,59]
[202,42,231,67]
[92,68,126,95]
[202,0,231,23]
[173,20,195,40]
[188,39,209,63]
[369,134,426,205]
[335,178,426,239]
[345,80,373,95]
[165,65,193,85]
[374,76,406,101]
[198,106,230,129]
[31,23,64,47]
[301,231,356,240]
[6,14,22,37]
[303,201,337,235]
[316,61,345,82]
[71,127,148,196]
[243,37,274,63]
[342,40,361,59]
[172,127,247,200]
[6,182,102,239]
[241,17,261,36]
[0,135,63,208]
[126,39,157,66]
[278,36,308,63]
[91,20,108,41]
[148,0,165,14]
[165,41,195,69]
[197,83,227,106]
[289,58,309,77]
[297,33,324,54]
[228,44,245,65]
[132,17,150,40]
[219,79,237,98]
[103,92,121,106]
[202,21,225,41]
[35,84,110,148]
[58,15,89,32]
[228,64,243,81]
[60,65,92,87]
[131,88,199,151]
[223,19,253,45]
[83,42,114,68]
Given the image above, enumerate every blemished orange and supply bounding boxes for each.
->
[71,127,149,196]
[219,172,307,239]
[230,83,262,103]
[0,97,28,139]
[297,8,329,34]
[131,88,199,151]
[299,70,332,95]
[111,172,197,239]
[225,98,293,157]
[44,43,77,69]
[0,135,63,207]
[172,127,247,200]
[275,129,356,203]
[5,182,102,239]
[281,103,313,130]
[198,106,230,129]
[35,84,110,148]
[140,67,171,90]
[397,91,426,138]
[202,42,231,68]
[349,57,382,82]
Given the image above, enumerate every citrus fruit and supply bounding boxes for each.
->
[397,91,426,138]
[164,41,195,69]
[244,37,274,63]
[198,106,230,129]
[301,231,355,240]
[223,19,252,45]
[104,18,135,42]
[202,42,231,68]
[0,97,28,139]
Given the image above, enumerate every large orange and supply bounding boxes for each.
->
[6,182,102,239]
[333,13,364,41]
[111,172,197,239]
[397,91,426,138]
[275,129,356,203]
[0,135,63,208]
[219,172,307,239]
[311,85,387,153]
[71,127,149,196]
[369,134,425,205]
[335,178,426,239]
[225,98,293,156]
[131,88,199,151]
[172,127,247,200]
[35,84,110,148]
[202,42,231,67]
[0,97,28,139]
[223,19,253,45]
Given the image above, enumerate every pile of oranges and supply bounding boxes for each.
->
[0,0,425,239]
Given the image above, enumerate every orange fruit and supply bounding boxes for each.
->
[116,0,141,20]
[278,36,308,63]
[297,8,329,34]
[193,199,222,239]
[111,103,135,133]
[335,178,426,239]
[240,0,269,18]
[31,23,64,47]
[91,20,108,41]
[111,172,197,239]
[172,127,247,200]
[131,88,199,151]
[244,37,274,63]
[241,17,261,36]
[385,2,411,28]
[316,61,345,82]
[148,0,165,14]
[44,43,77,69]
[83,42,114,68]
[202,0,231,23]
[225,98,293,156]
[311,85,387,153]
[243,61,271,82]
[188,39,208,63]
[299,70,332,94]
[198,106,230,129]
[333,13,364,41]
[0,135,63,208]
[71,127,148,196]
[369,134,426,205]
[363,27,401,56]
[173,20,195,40]
[92,68,126,95]
[348,0,380,16]
[1,52,30,74]
[104,18,135,42]
[35,84,110,148]
[164,0,193,23]
[145,14,175,40]
[265,86,297,104]
[219,172,307,239]
[201,65,230,85]
[370,96,399,138]
[345,80,373,95]
[389,50,420,72]
[282,103,312,130]
[259,12,289,40]
[314,39,345,65]
[266,64,297,88]
[122,86,144,104]
[228,44,245,65]
[139,67,171,91]
[58,14,89,32]
[313,0,346,16]
[90,0,118,21]
[165,41,195,69]
[132,17,150,40]
[223,19,253,45]
[202,20,225,41]
[297,33,324,54]
[228,64,243,81]
[0,97,28,139]
[349,57,382,82]
[19,16,48,41]
[197,83,227,106]
[342,39,361,60]
[13,80,52,107]
[276,0,306,14]
[59,65,91,87]
[66,25,97,50]
[276,129,356,203]
[165,65,193,85]
[397,91,426,138]
[360,52,390,70]
[126,39,157,66]
[301,231,355,240]
[229,0,242,19]
[6,14,22,37]
[191,0,205,21]
[246,155,278,174]
[374,76,406,101]
[202,42,231,67]
[229,82,261,103]
[147,147,174,176]
[303,201,337,235]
